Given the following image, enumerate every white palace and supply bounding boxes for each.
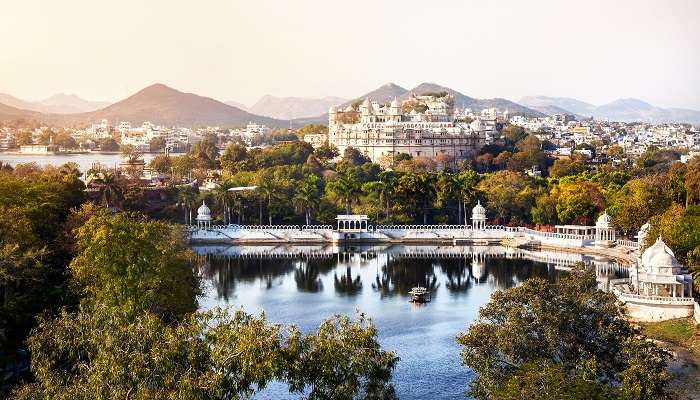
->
[328,93,497,163]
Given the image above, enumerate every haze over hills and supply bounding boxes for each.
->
[249,95,348,120]
[0,84,287,127]
[224,100,249,112]
[0,92,110,114]
[518,96,700,124]
[78,84,285,127]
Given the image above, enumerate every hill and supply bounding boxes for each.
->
[249,95,347,120]
[78,84,286,127]
[0,92,109,114]
[402,82,544,117]
[519,96,700,124]
[518,96,595,117]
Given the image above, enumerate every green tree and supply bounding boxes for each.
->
[328,170,362,214]
[457,266,670,400]
[70,212,199,318]
[685,155,700,206]
[293,175,320,225]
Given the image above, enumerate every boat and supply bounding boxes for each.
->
[409,286,431,303]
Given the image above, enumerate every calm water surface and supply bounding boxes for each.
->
[193,244,627,399]
[0,153,156,172]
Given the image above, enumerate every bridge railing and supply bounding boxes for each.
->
[612,286,695,304]
[616,239,639,249]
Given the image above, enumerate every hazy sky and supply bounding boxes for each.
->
[1,0,699,109]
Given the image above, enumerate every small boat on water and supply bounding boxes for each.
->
[409,286,431,303]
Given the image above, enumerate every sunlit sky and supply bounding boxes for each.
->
[1,0,699,108]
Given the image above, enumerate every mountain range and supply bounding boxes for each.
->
[0,84,285,127]
[247,95,348,120]
[0,92,110,114]
[2,83,699,128]
[519,96,700,124]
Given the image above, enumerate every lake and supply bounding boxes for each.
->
[0,153,156,173]
[193,244,627,399]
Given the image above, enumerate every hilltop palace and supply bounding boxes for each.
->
[328,93,500,163]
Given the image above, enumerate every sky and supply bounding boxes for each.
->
[1,0,699,109]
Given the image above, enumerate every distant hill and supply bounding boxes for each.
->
[76,84,286,127]
[0,84,289,127]
[297,82,543,124]
[519,96,595,117]
[249,95,348,120]
[0,102,45,121]
[224,100,249,112]
[402,82,544,117]
[519,95,700,124]
[0,92,109,114]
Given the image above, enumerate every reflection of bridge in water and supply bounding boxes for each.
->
[192,244,628,279]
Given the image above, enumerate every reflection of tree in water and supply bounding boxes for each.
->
[478,257,556,290]
[439,258,473,294]
[334,266,362,296]
[294,261,323,292]
[197,255,296,300]
[373,257,439,298]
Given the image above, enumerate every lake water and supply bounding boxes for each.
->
[0,153,156,173]
[193,244,627,399]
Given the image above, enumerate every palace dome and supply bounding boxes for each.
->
[472,201,486,219]
[641,237,675,268]
[197,201,212,220]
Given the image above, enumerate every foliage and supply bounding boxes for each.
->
[457,266,671,400]
[70,212,199,319]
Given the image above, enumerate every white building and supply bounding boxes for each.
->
[328,94,492,163]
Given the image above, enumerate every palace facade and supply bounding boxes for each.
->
[328,93,496,164]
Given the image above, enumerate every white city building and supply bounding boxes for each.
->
[328,93,492,163]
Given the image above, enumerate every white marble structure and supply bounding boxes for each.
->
[328,93,492,163]
[595,212,616,248]
[471,201,486,230]
[612,235,695,321]
[196,201,212,230]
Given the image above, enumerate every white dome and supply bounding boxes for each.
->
[596,212,612,227]
[650,251,676,268]
[197,200,212,220]
[472,201,486,219]
[641,237,675,268]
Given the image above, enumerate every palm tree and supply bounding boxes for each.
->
[255,174,276,225]
[99,171,124,209]
[455,169,480,225]
[329,171,361,214]
[177,186,198,225]
[213,181,234,225]
[293,175,320,225]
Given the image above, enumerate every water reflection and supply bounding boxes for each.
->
[193,244,629,400]
[194,244,627,300]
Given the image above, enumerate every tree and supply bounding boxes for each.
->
[221,143,248,172]
[15,130,33,146]
[609,175,671,234]
[502,124,528,146]
[314,142,340,161]
[478,171,537,224]
[343,147,371,167]
[328,170,361,214]
[286,314,398,400]
[293,175,320,225]
[297,124,328,139]
[549,158,587,178]
[394,172,437,225]
[98,137,119,151]
[148,136,166,152]
[148,154,172,175]
[120,144,142,163]
[685,154,700,206]
[457,266,670,400]
[70,212,199,319]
